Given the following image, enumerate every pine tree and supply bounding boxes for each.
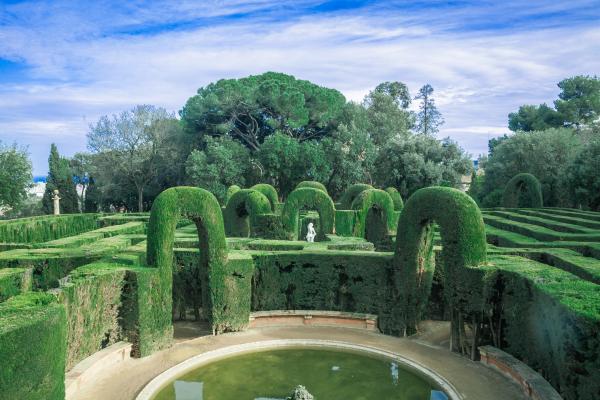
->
[42,144,79,213]
[415,84,444,135]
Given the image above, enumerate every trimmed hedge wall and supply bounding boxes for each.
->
[296,180,328,193]
[502,173,544,208]
[250,183,279,210]
[147,186,234,336]
[0,213,100,244]
[393,187,487,334]
[0,268,31,302]
[0,292,67,400]
[224,189,272,237]
[281,187,335,240]
[385,187,404,212]
[338,183,374,210]
[351,189,396,241]
[335,210,356,237]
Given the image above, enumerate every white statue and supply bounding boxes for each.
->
[52,189,61,215]
[306,222,316,242]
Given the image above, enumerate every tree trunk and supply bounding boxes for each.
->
[137,186,144,212]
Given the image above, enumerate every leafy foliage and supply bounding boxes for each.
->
[502,173,544,208]
[0,141,32,210]
[42,144,79,214]
[566,139,600,210]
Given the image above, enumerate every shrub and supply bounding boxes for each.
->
[0,292,66,400]
[334,210,356,237]
[146,187,232,336]
[296,181,328,194]
[393,187,487,334]
[281,187,335,240]
[224,189,272,237]
[225,184,241,204]
[385,187,404,211]
[351,189,395,249]
[0,213,99,244]
[338,183,373,209]
[502,173,544,208]
[250,184,279,209]
[0,268,31,302]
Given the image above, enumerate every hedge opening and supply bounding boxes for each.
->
[250,183,279,210]
[224,189,272,237]
[351,189,396,240]
[338,183,374,210]
[502,173,544,208]
[281,187,335,240]
[393,187,487,336]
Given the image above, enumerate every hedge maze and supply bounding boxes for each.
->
[0,182,599,400]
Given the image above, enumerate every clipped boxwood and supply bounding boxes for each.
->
[393,187,487,334]
[385,187,404,212]
[224,189,272,237]
[0,213,99,244]
[0,292,67,400]
[250,183,279,210]
[281,187,335,240]
[147,186,236,336]
[338,183,374,210]
[502,173,543,208]
[225,184,241,204]
[335,210,356,237]
[296,180,328,194]
[351,189,396,239]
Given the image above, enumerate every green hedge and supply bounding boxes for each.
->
[338,183,374,210]
[296,181,328,193]
[147,187,233,336]
[393,187,487,334]
[0,292,67,400]
[502,173,544,208]
[335,210,356,237]
[225,184,241,204]
[281,187,335,240]
[250,183,279,210]
[251,213,289,239]
[385,187,404,212]
[0,267,31,302]
[224,189,272,237]
[351,189,396,243]
[0,213,100,244]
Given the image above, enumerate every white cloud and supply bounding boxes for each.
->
[0,2,599,173]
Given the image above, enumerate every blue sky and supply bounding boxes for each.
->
[1,0,599,175]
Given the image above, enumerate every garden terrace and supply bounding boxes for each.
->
[0,191,599,400]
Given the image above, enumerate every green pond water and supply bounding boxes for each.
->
[152,348,448,400]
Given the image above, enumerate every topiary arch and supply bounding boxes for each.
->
[339,183,374,209]
[296,180,328,194]
[225,184,241,204]
[146,186,229,337]
[224,189,272,237]
[502,173,544,208]
[385,187,404,212]
[250,184,279,210]
[282,187,335,240]
[393,187,487,336]
[351,189,396,245]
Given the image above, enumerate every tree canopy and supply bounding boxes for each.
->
[0,141,32,210]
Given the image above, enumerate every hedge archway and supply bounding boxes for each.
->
[224,189,272,237]
[351,189,396,241]
[146,186,228,335]
[385,187,404,212]
[250,184,279,210]
[225,184,241,204]
[393,187,487,336]
[296,180,328,194]
[502,173,543,208]
[282,187,335,240]
[339,183,374,209]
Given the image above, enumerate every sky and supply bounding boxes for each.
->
[0,0,599,175]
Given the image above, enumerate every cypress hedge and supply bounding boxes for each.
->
[281,187,335,240]
[393,187,487,334]
[225,184,241,204]
[502,173,544,208]
[250,183,279,210]
[0,292,67,400]
[338,183,373,210]
[296,181,328,194]
[0,267,31,302]
[224,189,272,237]
[351,189,396,239]
[146,187,232,336]
[0,213,99,244]
[335,210,356,237]
[385,187,404,212]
